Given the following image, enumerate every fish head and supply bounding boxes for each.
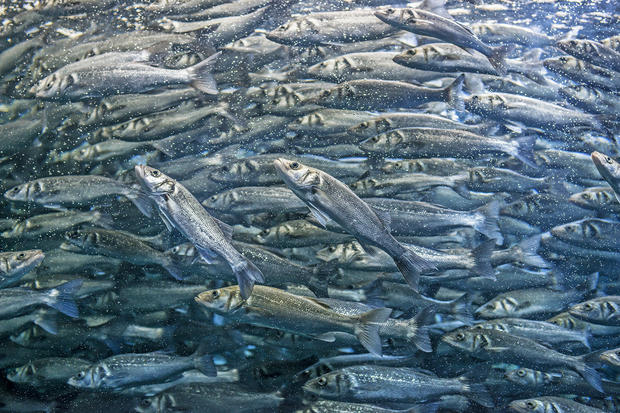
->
[601,348,620,367]
[64,229,95,249]
[549,221,582,243]
[266,19,305,45]
[546,312,576,330]
[508,398,546,413]
[302,371,350,399]
[569,299,604,322]
[6,362,36,384]
[10,325,44,347]
[288,112,323,132]
[164,243,196,267]
[307,59,335,78]
[374,7,405,25]
[591,151,620,184]
[503,367,539,387]
[315,244,345,262]
[441,327,485,353]
[273,158,321,194]
[67,364,105,389]
[134,395,163,413]
[1,249,44,277]
[134,165,175,196]
[4,182,32,202]
[195,286,244,313]
[474,299,509,318]
[33,73,77,99]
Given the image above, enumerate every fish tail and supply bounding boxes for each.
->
[187,52,220,94]
[472,239,496,280]
[487,44,512,75]
[126,190,154,218]
[45,279,82,319]
[354,307,391,356]
[450,294,473,325]
[576,362,603,393]
[516,235,550,268]
[442,73,465,111]
[162,258,187,281]
[192,353,217,377]
[512,135,537,169]
[394,247,437,292]
[473,200,502,244]
[232,259,264,299]
[406,306,434,352]
[464,382,495,407]
[33,310,58,335]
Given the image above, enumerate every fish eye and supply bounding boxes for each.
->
[151,170,161,177]
[455,332,465,341]
[407,49,416,55]
[582,303,593,311]
[486,304,494,310]
[16,253,27,260]
[10,187,19,194]
[76,371,85,379]
[211,290,220,299]
[526,401,537,409]
[359,122,368,129]
[606,156,613,164]
[317,377,327,386]
[140,399,151,407]
[290,161,300,170]
[394,162,401,169]
[261,229,270,235]
[582,193,591,200]
[370,136,378,142]
[517,369,526,377]
[385,7,395,13]
[328,246,336,252]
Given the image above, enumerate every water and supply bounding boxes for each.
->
[0,0,619,412]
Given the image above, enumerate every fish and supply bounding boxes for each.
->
[32,50,220,100]
[0,250,45,288]
[569,296,620,326]
[302,365,493,406]
[556,39,620,72]
[3,175,153,217]
[135,165,264,299]
[442,327,603,392]
[374,7,511,74]
[591,151,620,202]
[0,279,82,320]
[195,285,391,355]
[274,158,436,291]
[67,350,216,391]
[508,396,606,413]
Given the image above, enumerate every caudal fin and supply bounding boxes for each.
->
[126,190,154,218]
[232,259,264,299]
[516,235,550,268]
[187,52,220,94]
[45,279,82,318]
[472,239,496,280]
[442,74,465,110]
[473,201,503,244]
[487,45,512,76]
[193,353,217,377]
[407,306,434,352]
[354,307,392,356]
[464,382,495,407]
[394,248,437,292]
[450,294,473,324]
[576,363,603,393]
[512,135,538,169]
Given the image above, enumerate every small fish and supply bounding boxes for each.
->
[67,350,216,391]
[274,158,436,292]
[375,7,511,74]
[0,279,82,320]
[195,285,391,355]
[591,151,620,202]
[0,250,45,288]
[135,165,264,298]
[569,296,620,326]
[509,396,606,413]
